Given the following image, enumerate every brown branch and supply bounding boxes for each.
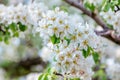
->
[0,26,5,34]
[95,30,120,44]
[114,5,120,12]
[53,72,64,77]
[0,57,48,77]
[18,57,47,69]
[64,0,120,45]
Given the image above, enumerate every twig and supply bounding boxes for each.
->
[0,26,5,34]
[64,0,120,45]
[114,5,120,12]
[53,72,64,77]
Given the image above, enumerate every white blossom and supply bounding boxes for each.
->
[100,9,120,34]
[37,7,103,80]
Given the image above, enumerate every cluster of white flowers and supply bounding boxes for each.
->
[100,9,120,34]
[0,2,47,27]
[0,1,105,80]
[27,2,48,27]
[36,7,103,80]
[54,47,94,80]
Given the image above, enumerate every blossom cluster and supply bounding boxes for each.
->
[37,7,102,80]
[0,1,103,80]
[100,9,120,34]
[0,2,47,27]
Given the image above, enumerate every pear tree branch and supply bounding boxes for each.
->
[64,0,120,45]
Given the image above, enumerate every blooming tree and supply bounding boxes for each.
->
[0,0,120,80]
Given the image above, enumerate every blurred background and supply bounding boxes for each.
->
[0,0,48,80]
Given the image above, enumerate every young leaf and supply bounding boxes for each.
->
[9,22,17,32]
[60,6,68,12]
[50,34,60,44]
[4,35,9,44]
[0,37,2,41]
[93,69,107,80]
[50,34,56,44]
[84,2,95,12]
[38,74,44,80]
[18,22,27,32]
[92,52,99,64]
[64,37,71,45]
[13,31,19,37]
[0,32,3,41]
[82,46,92,58]
[82,49,88,58]
[42,73,49,80]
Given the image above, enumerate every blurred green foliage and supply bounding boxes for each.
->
[0,0,8,5]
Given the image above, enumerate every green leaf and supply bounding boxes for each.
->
[5,31,10,36]
[102,0,111,12]
[18,22,27,32]
[118,0,120,4]
[9,22,17,32]
[50,34,56,44]
[0,32,3,41]
[56,37,60,44]
[60,6,68,12]
[87,46,91,54]
[50,34,60,44]
[82,46,92,58]
[93,69,107,80]
[13,31,19,37]
[4,35,9,44]
[44,74,49,80]
[0,37,2,41]
[0,60,14,68]
[38,74,44,80]
[38,68,57,80]
[82,46,100,64]
[107,24,114,30]
[92,52,99,64]
[38,73,50,80]
[101,0,107,6]
[4,32,10,44]
[103,3,111,12]
[64,37,71,45]
[5,26,9,31]
[90,3,95,11]
[84,2,95,12]
[82,49,88,58]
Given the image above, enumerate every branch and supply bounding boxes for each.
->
[114,5,120,12]
[64,0,120,45]
[1,57,48,77]
[53,72,64,77]
[95,30,120,44]
[17,57,47,69]
[0,26,5,34]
